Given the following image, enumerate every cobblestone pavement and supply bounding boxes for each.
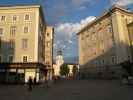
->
[0,80,133,100]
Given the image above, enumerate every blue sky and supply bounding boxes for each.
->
[0,0,133,62]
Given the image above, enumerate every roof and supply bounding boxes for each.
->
[0,4,41,9]
[53,63,79,65]
[77,5,133,35]
[63,63,79,65]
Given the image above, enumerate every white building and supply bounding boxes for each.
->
[53,50,64,76]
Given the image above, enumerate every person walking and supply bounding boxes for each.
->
[28,76,33,91]
[33,77,36,85]
[44,68,49,87]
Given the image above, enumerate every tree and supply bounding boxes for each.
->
[72,65,78,79]
[60,64,69,76]
[72,65,78,76]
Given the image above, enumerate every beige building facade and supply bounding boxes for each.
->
[77,5,133,78]
[44,26,54,80]
[0,5,50,83]
[128,22,133,59]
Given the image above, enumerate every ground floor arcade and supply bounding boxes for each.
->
[0,63,47,83]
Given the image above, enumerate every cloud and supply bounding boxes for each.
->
[54,16,96,49]
[42,0,69,25]
[71,0,99,10]
[43,0,98,25]
[71,0,91,7]
[56,16,96,35]
[79,6,87,10]
[111,0,133,6]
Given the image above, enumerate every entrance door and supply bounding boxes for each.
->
[25,69,35,83]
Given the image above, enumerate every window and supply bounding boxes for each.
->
[86,34,89,37]
[46,61,50,65]
[24,26,29,33]
[112,56,116,64]
[9,40,15,49]
[101,59,104,64]
[81,36,84,40]
[0,28,3,35]
[108,26,112,33]
[40,24,43,33]
[25,14,30,20]
[22,39,28,49]
[23,56,28,62]
[47,33,49,37]
[98,27,102,31]
[8,55,13,62]
[10,26,16,36]
[1,16,5,21]
[121,15,125,18]
[102,49,105,53]
[13,15,17,21]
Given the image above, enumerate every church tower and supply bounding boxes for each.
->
[54,49,64,76]
[56,50,64,66]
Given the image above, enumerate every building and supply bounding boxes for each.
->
[53,50,79,78]
[44,26,54,80]
[53,50,64,77]
[128,22,133,59]
[67,63,79,78]
[77,5,133,79]
[0,5,48,83]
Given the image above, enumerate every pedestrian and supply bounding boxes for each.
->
[34,77,36,85]
[44,68,48,83]
[28,76,33,91]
